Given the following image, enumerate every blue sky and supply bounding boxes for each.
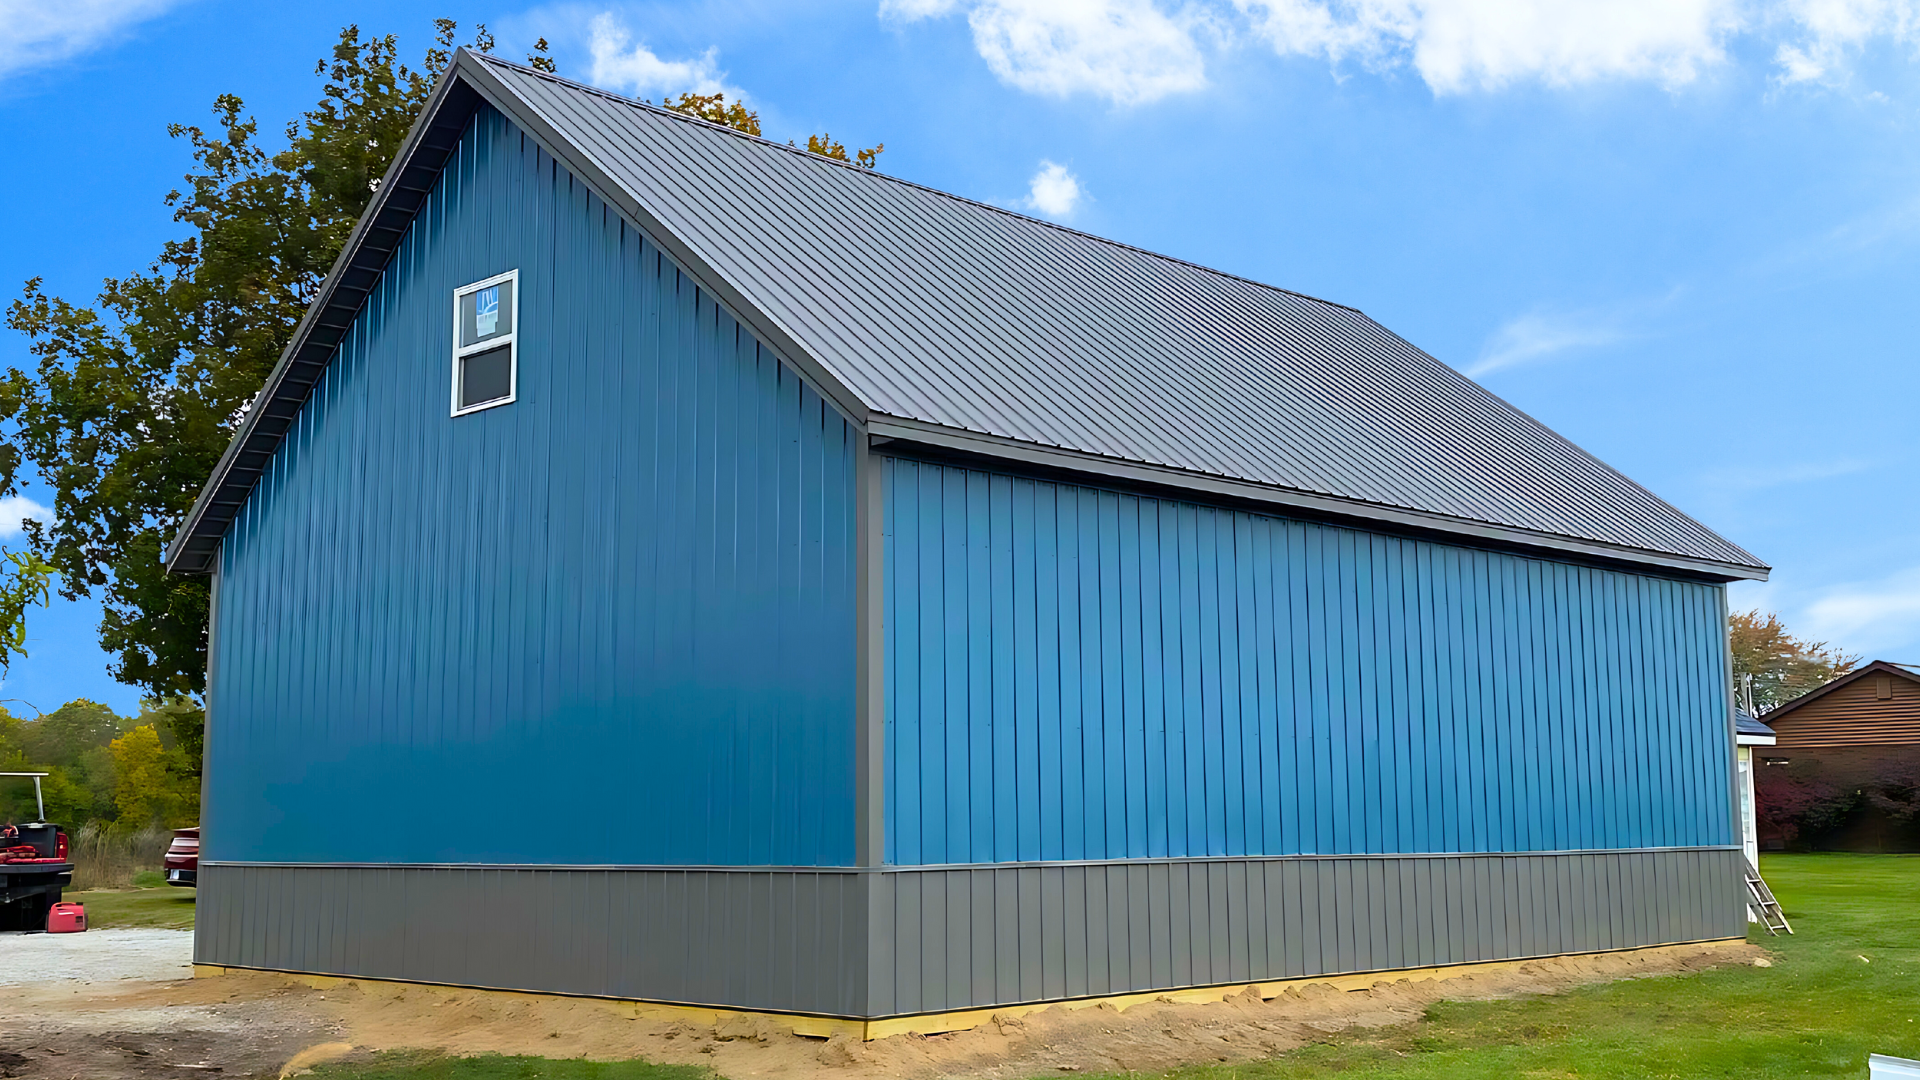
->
[3,0,1918,713]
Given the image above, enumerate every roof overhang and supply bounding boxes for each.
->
[165,67,485,574]
[871,417,1770,583]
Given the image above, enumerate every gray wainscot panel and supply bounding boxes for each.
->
[197,849,1744,1021]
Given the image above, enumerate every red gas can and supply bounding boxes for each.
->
[45,902,85,933]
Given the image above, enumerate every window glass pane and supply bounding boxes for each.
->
[459,279,514,347]
[458,345,513,409]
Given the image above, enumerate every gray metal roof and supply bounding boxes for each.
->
[1734,710,1776,738]
[168,51,1768,579]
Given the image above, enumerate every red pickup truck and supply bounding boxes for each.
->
[164,827,199,887]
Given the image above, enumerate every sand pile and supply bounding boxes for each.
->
[311,940,1762,1079]
[0,940,1760,1078]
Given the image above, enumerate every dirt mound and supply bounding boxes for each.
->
[0,941,1761,1079]
[316,940,1761,1079]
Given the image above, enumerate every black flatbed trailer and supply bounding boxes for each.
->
[0,858,73,930]
[2,772,71,931]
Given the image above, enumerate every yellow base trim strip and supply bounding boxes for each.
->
[194,938,1741,1042]
[861,939,1744,1039]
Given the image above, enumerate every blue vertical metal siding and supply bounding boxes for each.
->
[208,104,859,867]
[883,457,1732,865]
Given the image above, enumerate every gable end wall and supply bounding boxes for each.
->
[205,105,860,867]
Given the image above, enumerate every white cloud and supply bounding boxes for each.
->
[1238,0,1742,93]
[1025,160,1083,216]
[0,496,52,542]
[882,0,1920,102]
[586,12,738,99]
[1465,311,1622,377]
[882,0,1210,105]
[0,0,179,79]
[1770,0,1920,85]
[1802,565,1920,656]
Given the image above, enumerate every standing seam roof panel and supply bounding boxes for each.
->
[644,95,1439,505]
[455,60,1764,572]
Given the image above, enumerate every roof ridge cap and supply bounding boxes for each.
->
[464,50,1362,315]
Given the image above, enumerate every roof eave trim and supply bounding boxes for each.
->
[868,416,1772,583]
[164,64,488,575]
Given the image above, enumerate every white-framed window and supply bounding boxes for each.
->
[451,270,519,416]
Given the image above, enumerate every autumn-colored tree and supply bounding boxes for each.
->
[658,91,762,134]
[1730,609,1859,713]
[109,723,198,828]
[110,724,171,825]
[798,132,885,168]
[655,91,884,168]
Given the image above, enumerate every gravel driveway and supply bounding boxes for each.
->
[0,928,342,1078]
[0,928,194,985]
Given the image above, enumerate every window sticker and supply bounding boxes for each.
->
[475,285,500,337]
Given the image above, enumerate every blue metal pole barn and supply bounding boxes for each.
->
[166,50,1769,1033]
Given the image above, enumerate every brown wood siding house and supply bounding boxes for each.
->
[1756,661,1920,851]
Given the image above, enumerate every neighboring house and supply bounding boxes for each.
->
[1756,661,1920,852]
[1735,709,1776,870]
[166,51,1771,1032]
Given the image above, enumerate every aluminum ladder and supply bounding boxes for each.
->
[1746,861,1792,935]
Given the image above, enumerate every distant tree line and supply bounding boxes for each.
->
[0,699,202,829]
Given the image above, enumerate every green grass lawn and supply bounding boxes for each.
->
[1107,854,1920,1080]
[64,882,197,929]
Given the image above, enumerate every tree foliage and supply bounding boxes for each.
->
[0,697,199,826]
[658,91,762,135]
[655,91,885,167]
[0,21,497,698]
[110,723,198,827]
[527,37,557,73]
[2,20,884,711]
[800,132,885,169]
[1730,609,1860,713]
[1756,751,1920,848]
[0,549,53,672]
